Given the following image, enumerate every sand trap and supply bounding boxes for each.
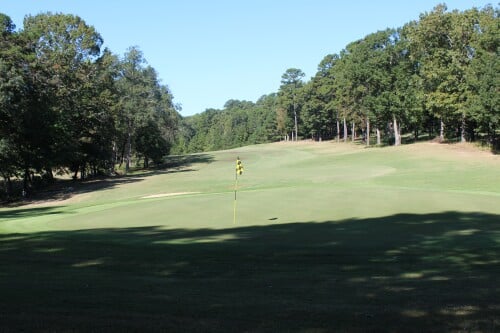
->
[141,192,199,199]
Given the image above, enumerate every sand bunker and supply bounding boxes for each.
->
[141,192,199,199]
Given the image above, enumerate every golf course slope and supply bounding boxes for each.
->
[1,141,499,332]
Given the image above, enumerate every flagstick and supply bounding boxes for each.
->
[233,170,238,224]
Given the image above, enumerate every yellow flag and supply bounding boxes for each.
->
[236,157,243,175]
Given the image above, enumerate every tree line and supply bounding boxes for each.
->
[0,12,179,198]
[172,96,278,154]
[174,4,498,152]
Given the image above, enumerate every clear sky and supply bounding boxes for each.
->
[1,0,492,116]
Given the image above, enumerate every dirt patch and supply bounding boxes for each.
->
[20,192,92,208]
[405,142,499,162]
[5,177,129,209]
[141,192,199,199]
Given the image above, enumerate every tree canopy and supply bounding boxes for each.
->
[0,12,179,198]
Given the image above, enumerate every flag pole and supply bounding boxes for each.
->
[234,157,243,225]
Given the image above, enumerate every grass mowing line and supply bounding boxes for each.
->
[0,192,198,232]
[373,185,500,197]
[141,192,200,199]
[240,179,500,198]
[0,189,250,233]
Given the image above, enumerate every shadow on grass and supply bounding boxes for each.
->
[161,153,215,170]
[125,153,215,177]
[1,211,499,332]
[3,176,147,208]
[353,134,435,148]
[2,153,215,208]
[0,206,66,220]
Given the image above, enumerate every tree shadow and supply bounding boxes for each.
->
[1,153,215,208]
[124,153,215,177]
[161,153,215,170]
[0,211,499,332]
[0,206,67,220]
[2,176,145,208]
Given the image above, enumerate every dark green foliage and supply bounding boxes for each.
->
[135,120,170,168]
[172,95,278,154]
[301,54,339,141]
[0,12,179,199]
[278,68,305,141]
[465,5,500,145]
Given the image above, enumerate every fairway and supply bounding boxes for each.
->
[1,142,499,332]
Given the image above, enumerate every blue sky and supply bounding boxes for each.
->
[2,1,492,116]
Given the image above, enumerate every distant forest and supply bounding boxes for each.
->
[174,4,498,153]
[0,4,498,197]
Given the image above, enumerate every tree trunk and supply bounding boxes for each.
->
[366,118,370,146]
[111,141,117,174]
[126,128,132,174]
[3,176,12,197]
[73,166,79,180]
[81,163,86,180]
[399,123,402,144]
[294,112,298,142]
[461,114,466,143]
[44,168,54,182]
[351,122,355,142]
[343,117,347,142]
[119,138,126,168]
[376,128,381,145]
[7,177,12,197]
[393,115,401,146]
[23,168,30,197]
[293,95,298,142]
[440,119,445,142]
[336,119,340,142]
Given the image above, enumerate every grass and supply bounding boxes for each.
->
[0,141,499,332]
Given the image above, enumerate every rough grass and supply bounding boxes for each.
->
[0,141,499,332]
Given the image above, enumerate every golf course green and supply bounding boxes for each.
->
[1,141,499,332]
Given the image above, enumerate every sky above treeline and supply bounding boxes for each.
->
[2,0,492,116]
